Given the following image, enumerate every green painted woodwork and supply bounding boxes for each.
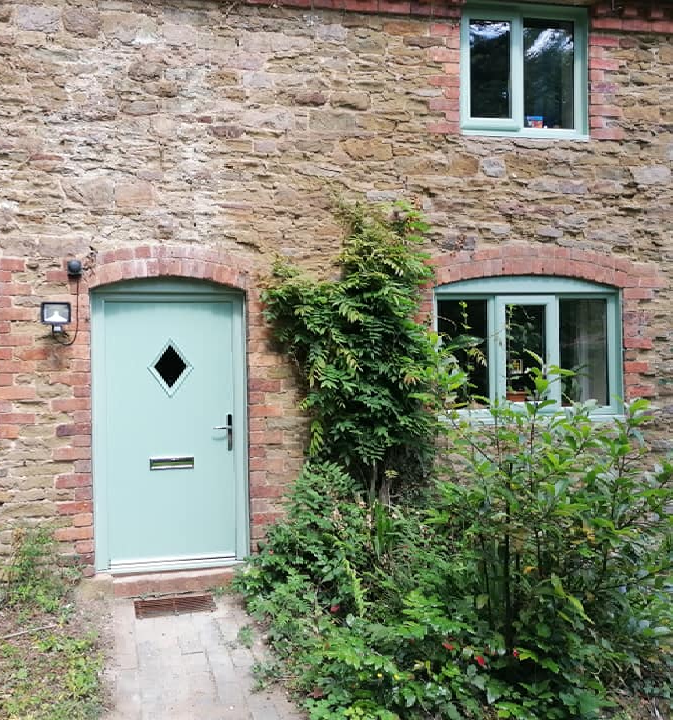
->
[460,3,588,138]
[435,276,622,416]
[91,280,248,573]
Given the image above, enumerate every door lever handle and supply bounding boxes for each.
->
[213,414,234,451]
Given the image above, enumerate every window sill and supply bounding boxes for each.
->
[461,127,590,142]
[445,404,623,425]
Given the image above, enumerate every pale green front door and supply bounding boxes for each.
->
[92,280,248,573]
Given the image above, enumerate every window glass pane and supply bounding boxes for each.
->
[506,304,545,399]
[560,299,608,405]
[524,18,574,129]
[438,300,489,401]
[470,19,511,119]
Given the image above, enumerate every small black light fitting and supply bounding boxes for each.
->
[66,259,83,277]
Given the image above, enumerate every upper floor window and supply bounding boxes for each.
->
[460,4,588,138]
[435,277,623,416]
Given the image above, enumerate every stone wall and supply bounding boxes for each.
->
[0,0,671,570]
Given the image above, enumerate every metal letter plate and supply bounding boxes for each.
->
[149,456,194,471]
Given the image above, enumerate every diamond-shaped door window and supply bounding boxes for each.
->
[149,340,192,396]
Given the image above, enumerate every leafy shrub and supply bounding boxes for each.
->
[238,199,673,720]
[261,199,459,501]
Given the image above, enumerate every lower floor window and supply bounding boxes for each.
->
[435,277,622,414]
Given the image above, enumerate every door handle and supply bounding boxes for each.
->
[213,414,234,451]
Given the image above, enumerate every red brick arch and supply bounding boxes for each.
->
[431,243,667,399]
[86,245,250,291]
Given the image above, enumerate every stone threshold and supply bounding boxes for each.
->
[80,566,240,599]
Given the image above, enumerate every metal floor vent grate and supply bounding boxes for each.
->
[134,593,216,619]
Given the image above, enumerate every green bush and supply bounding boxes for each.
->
[261,199,459,501]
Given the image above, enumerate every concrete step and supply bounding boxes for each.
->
[112,566,239,598]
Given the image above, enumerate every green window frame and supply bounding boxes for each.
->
[460,3,588,138]
[435,277,623,416]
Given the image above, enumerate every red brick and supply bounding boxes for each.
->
[74,487,93,501]
[378,0,411,13]
[428,74,459,88]
[0,425,19,439]
[590,105,622,118]
[624,361,650,374]
[429,22,452,36]
[623,287,654,300]
[0,412,35,423]
[428,97,456,111]
[55,473,91,489]
[431,117,459,133]
[591,58,621,71]
[2,335,32,347]
[51,398,90,411]
[591,17,622,31]
[0,258,25,271]
[623,336,653,350]
[591,127,625,141]
[75,540,94,554]
[621,19,658,32]
[55,526,93,541]
[58,501,93,515]
[589,34,620,47]
[429,47,459,63]
[0,386,37,400]
[53,446,90,461]
[73,512,93,527]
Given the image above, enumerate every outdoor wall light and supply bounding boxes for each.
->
[41,302,72,334]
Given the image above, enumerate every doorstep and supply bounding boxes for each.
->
[79,566,240,599]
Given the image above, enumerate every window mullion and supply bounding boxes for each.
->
[487,296,497,402]
[511,13,524,131]
[495,296,508,400]
[546,299,561,403]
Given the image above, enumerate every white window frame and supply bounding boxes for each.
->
[435,276,623,418]
[460,3,588,139]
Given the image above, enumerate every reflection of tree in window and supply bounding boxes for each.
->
[506,305,545,396]
[470,20,511,118]
[524,19,574,129]
[560,300,608,405]
[437,300,489,402]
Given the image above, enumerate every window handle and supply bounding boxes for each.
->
[213,414,234,451]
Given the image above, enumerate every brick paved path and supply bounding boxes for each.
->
[102,595,304,720]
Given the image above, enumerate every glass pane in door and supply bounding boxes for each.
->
[506,304,546,399]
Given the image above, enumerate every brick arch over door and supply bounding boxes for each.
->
[431,243,667,399]
[86,246,249,291]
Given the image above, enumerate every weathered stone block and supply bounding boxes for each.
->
[309,110,357,134]
[115,181,155,209]
[62,177,115,210]
[342,138,393,160]
[631,165,671,186]
[63,9,101,38]
[480,157,506,178]
[16,5,60,32]
[331,91,370,111]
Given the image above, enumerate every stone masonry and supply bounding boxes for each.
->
[0,0,671,571]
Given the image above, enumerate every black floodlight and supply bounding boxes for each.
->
[41,302,72,333]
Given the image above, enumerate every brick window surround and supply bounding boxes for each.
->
[430,243,666,400]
